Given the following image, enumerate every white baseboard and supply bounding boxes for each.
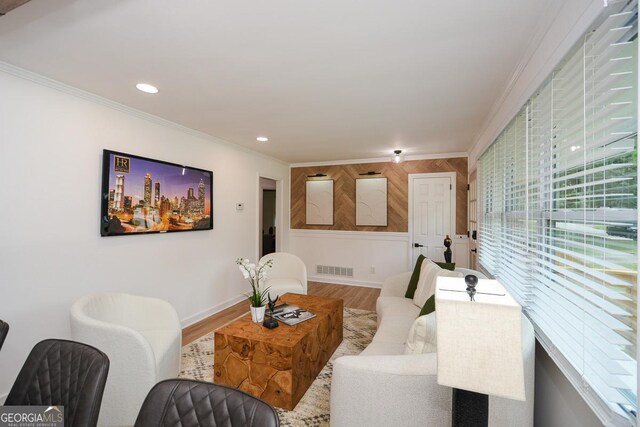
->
[180,294,246,328]
[309,275,382,289]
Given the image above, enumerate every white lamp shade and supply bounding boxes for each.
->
[435,276,526,401]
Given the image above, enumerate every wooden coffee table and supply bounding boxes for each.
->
[213,293,343,410]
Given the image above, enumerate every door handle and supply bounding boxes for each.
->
[414,243,424,248]
[471,249,477,253]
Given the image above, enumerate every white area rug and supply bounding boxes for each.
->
[179,307,377,426]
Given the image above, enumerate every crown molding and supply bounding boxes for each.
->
[468,0,564,162]
[0,61,289,167]
[290,152,468,168]
[468,0,604,168]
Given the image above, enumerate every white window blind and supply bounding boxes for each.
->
[478,1,638,424]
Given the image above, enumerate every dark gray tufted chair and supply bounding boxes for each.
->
[0,319,8,351]
[134,379,280,427]
[5,339,110,427]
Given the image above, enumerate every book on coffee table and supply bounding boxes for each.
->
[270,304,316,326]
[267,303,293,316]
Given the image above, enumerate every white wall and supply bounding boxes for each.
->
[289,230,411,287]
[289,229,469,288]
[535,344,603,427]
[0,68,289,399]
[289,233,470,288]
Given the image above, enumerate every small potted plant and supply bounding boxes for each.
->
[236,257,274,322]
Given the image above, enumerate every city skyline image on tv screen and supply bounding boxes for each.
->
[101,150,213,236]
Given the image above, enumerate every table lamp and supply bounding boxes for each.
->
[435,275,525,427]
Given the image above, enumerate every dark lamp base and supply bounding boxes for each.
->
[452,388,488,427]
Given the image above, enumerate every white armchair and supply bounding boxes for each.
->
[259,252,307,298]
[70,293,181,427]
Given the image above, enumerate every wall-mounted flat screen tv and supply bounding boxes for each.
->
[101,149,213,236]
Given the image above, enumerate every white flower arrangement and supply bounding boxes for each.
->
[236,257,274,307]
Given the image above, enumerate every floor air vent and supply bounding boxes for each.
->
[316,265,354,277]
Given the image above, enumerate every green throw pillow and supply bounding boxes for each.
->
[419,294,436,316]
[404,254,426,299]
[435,262,456,271]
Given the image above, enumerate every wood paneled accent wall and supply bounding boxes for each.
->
[291,157,468,234]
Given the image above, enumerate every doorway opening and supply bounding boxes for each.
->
[468,169,478,270]
[260,177,277,257]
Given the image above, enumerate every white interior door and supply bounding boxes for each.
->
[410,174,455,265]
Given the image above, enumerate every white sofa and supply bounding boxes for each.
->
[70,293,181,427]
[330,267,535,427]
[259,252,307,298]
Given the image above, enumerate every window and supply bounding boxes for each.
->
[478,1,638,423]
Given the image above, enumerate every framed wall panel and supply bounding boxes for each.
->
[356,177,387,226]
[289,158,468,233]
[306,180,334,225]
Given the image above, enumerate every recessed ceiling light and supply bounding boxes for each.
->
[136,83,159,94]
[256,137,269,142]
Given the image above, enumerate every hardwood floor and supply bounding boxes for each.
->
[181,281,380,345]
[306,282,379,311]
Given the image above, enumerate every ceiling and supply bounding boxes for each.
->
[0,0,31,15]
[0,0,554,163]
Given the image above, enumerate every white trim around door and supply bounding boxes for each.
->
[407,172,457,270]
